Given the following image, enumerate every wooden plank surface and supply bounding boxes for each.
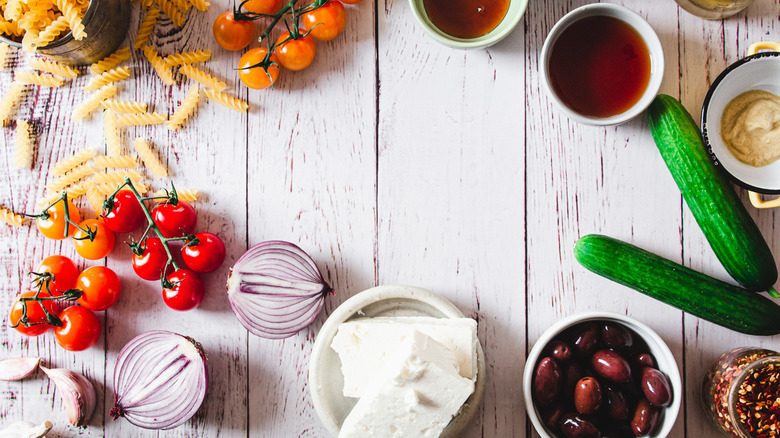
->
[1,0,780,436]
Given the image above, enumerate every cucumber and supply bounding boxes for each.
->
[574,234,780,336]
[647,94,777,291]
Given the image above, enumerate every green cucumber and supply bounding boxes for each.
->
[647,94,777,291]
[574,234,780,336]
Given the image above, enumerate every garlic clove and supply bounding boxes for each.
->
[40,366,96,427]
[0,357,41,381]
[0,420,53,438]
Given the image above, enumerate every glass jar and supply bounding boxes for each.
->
[702,347,780,438]
[674,0,755,20]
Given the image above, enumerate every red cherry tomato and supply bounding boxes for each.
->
[238,47,280,90]
[152,201,197,238]
[54,306,101,351]
[36,255,79,297]
[75,266,121,311]
[182,232,226,273]
[243,0,282,13]
[163,269,205,311]
[302,1,347,41]
[8,291,55,336]
[274,31,317,71]
[37,198,80,240]
[101,190,145,233]
[72,219,116,260]
[132,238,170,281]
[213,11,256,51]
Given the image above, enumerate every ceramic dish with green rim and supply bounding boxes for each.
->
[408,0,528,49]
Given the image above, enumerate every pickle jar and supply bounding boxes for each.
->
[702,347,780,438]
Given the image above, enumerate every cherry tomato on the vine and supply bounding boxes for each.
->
[152,201,197,238]
[76,266,121,311]
[302,1,347,41]
[132,238,170,281]
[238,47,281,90]
[37,198,80,240]
[182,232,226,273]
[36,255,79,297]
[54,306,101,351]
[274,32,317,71]
[72,220,115,260]
[213,11,256,51]
[101,190,145,233]
[8,291,55,336]
[243,0,282,13]
[163,269,205,311]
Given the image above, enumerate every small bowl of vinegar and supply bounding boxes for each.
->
[409,0,528,49]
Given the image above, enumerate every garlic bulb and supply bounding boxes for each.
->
[40,366,96,426]
[0,420,53,438]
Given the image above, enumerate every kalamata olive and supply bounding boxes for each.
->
[601,323,634,350]
[592,350,632,383]
[549,340,574,363]
[534,357,563,406]
[604,386,630,420]
[574,377,602,415]
[631,398,660,436]
[633,353,656,369]
[542,404,565,432]
[640,367,672,407]
[564,362,585,398]
[560,412,602,438]
[572,322,600,357]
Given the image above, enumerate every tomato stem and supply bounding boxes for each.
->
[12,274,82,328]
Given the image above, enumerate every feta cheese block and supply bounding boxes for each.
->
[338,330,475,438]
[331,316,477,398]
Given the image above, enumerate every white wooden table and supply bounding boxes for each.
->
[1,0,780,436]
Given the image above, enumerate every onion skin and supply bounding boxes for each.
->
[226,240,331,339]
[111,330,208,430]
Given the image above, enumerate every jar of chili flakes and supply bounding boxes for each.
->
[702,347,780,438]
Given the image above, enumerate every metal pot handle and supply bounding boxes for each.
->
[746,42,780,209]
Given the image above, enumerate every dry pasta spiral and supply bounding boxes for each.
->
[29,57,79,78]
[51,149,98,176]
[103,110,122,156]
[172,0,191,13]
[85,187,105,214]
[154,0,185,27]
[154,188,198,201]
[33,16,69,47]
[84,66,130,91]
[134,137,168,178]
[72,84,117,121]
[165,84,198,130]
[90,169,144,184]
[164,49,211,67]
[0,18,20,36]
[188,0,210,12]
[134,8,160,50]
[15,70,65,87]
[179,64,225,91]
[13,119,32,168]
[53,0,86,40]
[203,89,248,113]
[0,206,24,227]
[116,112,166,126]
[91,182,148,196]
[92,155,139,168]
[0,81,26,122]
[143,45,175,85]
[46,163,94,193]
[101,99,147,113]
[90,47,131,75]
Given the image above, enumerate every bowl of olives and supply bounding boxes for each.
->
[523,312,681,438]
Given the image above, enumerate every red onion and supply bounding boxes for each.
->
[226,240,331,339]
[111,331,208,430]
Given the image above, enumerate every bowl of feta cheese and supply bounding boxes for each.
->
[309,285,486,437]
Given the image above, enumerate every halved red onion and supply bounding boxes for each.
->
[111,331,208,430]
[226,240,331,339]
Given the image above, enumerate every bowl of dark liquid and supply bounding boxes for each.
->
[540,4,665,126]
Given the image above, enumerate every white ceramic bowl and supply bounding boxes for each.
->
[540,4,665,126]
[309,285,486,437]
[701,51,780,194]
[523,312,682,438]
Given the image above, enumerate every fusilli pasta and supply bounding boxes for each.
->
[154,188,198,201]
[188,0,210,12]
[13,119,32,168]
[179,64,225,91]
[84,66,130,91]
[91,181,148,196]
[165,84,198,130]
[164,49,211,67]
[103,110,121,156]
[154,0,185,27]
[29,57,79,78]
[172,0,191,13]
[91,155,139,168]
[85,186,104,214]
[90,169,144,184]
[72,84,117,121]
[134,7,160,50]
[15,70,65,87]
[203,88,248,113]
[0,81,25,122]
[33,16,69,47]
[116,112,166,126]
[46,163,94,193]
[90,46,130,75]
[53,0,86,40]
[51,149,98,176]
[143,45,175,85]
[101,99,147,113]
[134,137,168,178]
[0,205,24,227]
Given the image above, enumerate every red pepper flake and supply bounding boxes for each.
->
[735,362,780,437]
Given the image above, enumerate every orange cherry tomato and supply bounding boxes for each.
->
[37,198,81,240]
[72,219,115,260]
[302,1,347,41]
[340,0,363,4]
[76,266,121,311]
[213,11,256,51]
[274,31,317,71]
[238,47,280,90]
[54,306,101,351]
[36,255,79,297]
[243,0,282,14]
[8,291,56,336]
